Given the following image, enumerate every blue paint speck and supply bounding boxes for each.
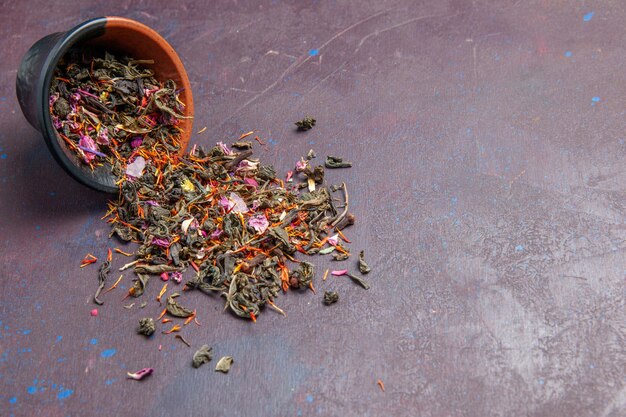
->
[56,335,62,342]
[515,245,524,252]
[22,330,32,335]
[564,51,572,57]
[583,11,594,22]
[27,386,37,394]
[297,410,302,417]
[306,395,314,403]
[90,338,98,345]
[9,397,17,404]
[49,192,56,197]
[308,49,319,56]
[105,378,117,385]
[57,389,73,400]
[0,154,7,159]
[100,348,117,358]
[592,96,601,102]
[35,226,41,230]
[57,357,66,363]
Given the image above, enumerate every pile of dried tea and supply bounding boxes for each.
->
[64,50,373,374]
[103,138,363,322]
[49,50,185,172]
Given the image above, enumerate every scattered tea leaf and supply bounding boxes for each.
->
[215,356,234,373]
[165,293,194,318]
[323,291,339,305]
[192,344,213,368]
[358,250,371,274]
[137,318,155,336]
[295,116,316,131]
[325,155,352,169]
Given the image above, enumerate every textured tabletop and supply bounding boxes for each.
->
[1,1,625,416]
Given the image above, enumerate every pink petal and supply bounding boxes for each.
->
[126,156,146,179]
[286,171,293,182]
[248,213,269,234]
[210,229,223,239]
[160,272,169,281]
[220,192,248,214]
[90,309,98,317]
[171,272,183,284]
[295,157,308,172]
[219,196,234,212]
[217,141,233,156]
[152,237,170,248]
[96,126,109,145]
[244,177,259,189]
[127,368,154,381]
[130,137,143,148]
[331,269,348,276]
[78,135,99,163]
[327,234,339,246]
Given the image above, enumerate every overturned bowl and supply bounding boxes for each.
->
[16,16,194,193]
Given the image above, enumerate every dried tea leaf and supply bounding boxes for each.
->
[347,272,370,290]
[319,246,336,255]
[232,141,253,149]
[93,253,112,305]
[215,356,234,373]
[192,344,213,368]
[137,317,155,336]
[323,291,339,305]
[332,252,349,261]
[166,293,194,318]
[295,116,316,131]
[325,155,352,169]
[358,250,371,274]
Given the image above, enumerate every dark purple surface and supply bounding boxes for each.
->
[1,1,625,416]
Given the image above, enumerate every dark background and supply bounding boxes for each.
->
[1,1,625,416]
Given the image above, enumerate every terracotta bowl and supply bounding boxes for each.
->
[16,17,194,193]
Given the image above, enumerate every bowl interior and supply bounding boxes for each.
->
[46,17,193,193]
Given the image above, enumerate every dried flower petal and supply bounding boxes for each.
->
[243,177,259,189]
[181,218,196,235]
[127,368,153,380]
[130,137,143,148]
[295,157,308,172]
[152,237,169,248]
[126,156,146,179]
[220,192,248,214]
[96,126,109,145]
[248,213,269,234]
[90,308,98,316]
[78,135,99,163]
[331,269,348,276]
[217,141,233,155]
[327,234,339,247]
[160,272,169,281]
[171,271,183,284]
